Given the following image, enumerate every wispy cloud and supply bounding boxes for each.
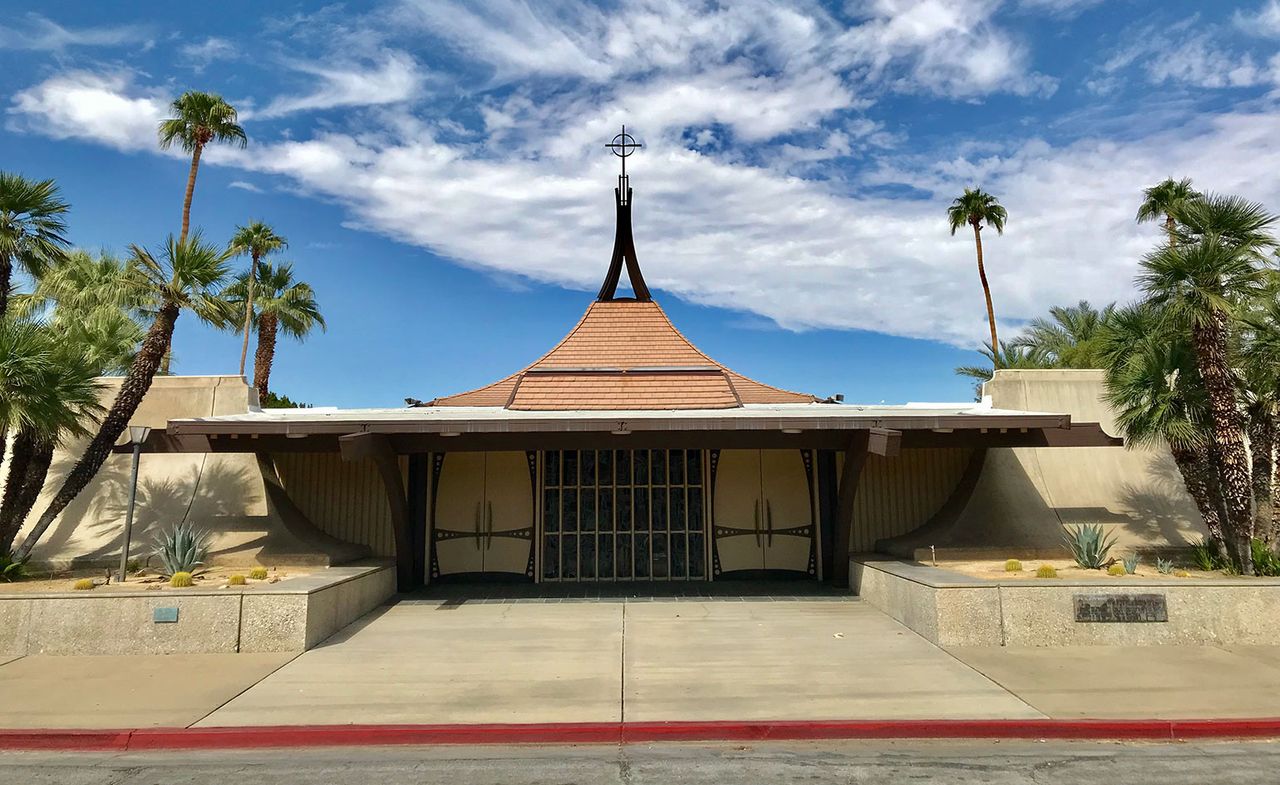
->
[0,13,151,52]
[254,50,425,118]
[228,180,263,193]
[180,36,236,70]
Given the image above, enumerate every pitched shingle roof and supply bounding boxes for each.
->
[427,300,817,410]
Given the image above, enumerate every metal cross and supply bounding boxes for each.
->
[605,124,641,182]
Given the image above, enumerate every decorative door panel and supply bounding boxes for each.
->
[760,450,816,573]
[710,449,817,578]
[711,449,765,574]
[433,452,486,576]
[481,451,536,576]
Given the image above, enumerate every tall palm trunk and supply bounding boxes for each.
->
[0,251,12,321]
[1165,214,1177,246]
[0,434,53,555]
[179,144,204,245]
[0,428,35,551]
[1249,413,1276,544]
[238,251,259,376]
[1171,445,1230,562]
[14,300,181,561]
[971,221,999,366]
[1192,312,1255,572]
[253,312,278,406]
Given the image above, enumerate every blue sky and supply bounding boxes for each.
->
[4,0,1280,407]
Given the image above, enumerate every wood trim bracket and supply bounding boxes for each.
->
[831,431,871,589]
[340,432,414,591]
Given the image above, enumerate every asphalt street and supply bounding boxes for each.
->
[1,739,1274,784]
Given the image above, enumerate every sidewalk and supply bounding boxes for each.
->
[0,597,1278,740]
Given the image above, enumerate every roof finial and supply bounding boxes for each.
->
[604,125,641,206]
[597,125,652,302]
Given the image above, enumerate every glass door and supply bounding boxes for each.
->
[541,449,707,581]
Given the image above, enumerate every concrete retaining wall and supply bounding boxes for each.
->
[852,557,1280,647]
[0,562,395,656]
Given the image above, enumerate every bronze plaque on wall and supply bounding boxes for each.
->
[1073,593,1168,623]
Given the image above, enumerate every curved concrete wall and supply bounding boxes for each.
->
[881,369,1207,557]
[274,452,398,558]
[12,376,366,569]
[850,448,973,552]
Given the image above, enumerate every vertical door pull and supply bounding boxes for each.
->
[753,500,761,546]
[474,502,482,550]
[486,502,494,550]
[766,500,774,546]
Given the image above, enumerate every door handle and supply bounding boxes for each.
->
[753,500,761,546]
[474,502,482,550]
[486,502,494,550]
[766,500,774,546]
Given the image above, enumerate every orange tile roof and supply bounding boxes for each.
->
[428,300,817,409]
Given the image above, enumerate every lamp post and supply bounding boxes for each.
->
[117,425,151,582]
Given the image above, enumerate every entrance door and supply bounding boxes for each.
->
[432,451,535,580]
[711,449,816,577]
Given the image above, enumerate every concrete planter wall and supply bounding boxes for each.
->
[0,562,395,656]
[852,557,1280,647]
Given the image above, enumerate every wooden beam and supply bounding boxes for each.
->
[339,433,415,591]
[867,427,901,457]
[831,431,870,589]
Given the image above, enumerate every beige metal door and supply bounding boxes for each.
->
[434,452,485,575]
[482,451,534,576]
[712,449,766,574]
[760,450,814,572]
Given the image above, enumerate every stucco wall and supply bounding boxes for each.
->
[881,369,1206,556]
[12,376,366,569]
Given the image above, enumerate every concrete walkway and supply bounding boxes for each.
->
[2,597,1279,729]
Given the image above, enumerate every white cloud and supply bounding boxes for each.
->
[6,72,166,152]
[180,36,236,69]
[1018,0,1104,17]
[255,50,425,118]
[1096,16,1280,91]
[0,13,151,51]
[1235,0,1280,38]
[228,180,263,193]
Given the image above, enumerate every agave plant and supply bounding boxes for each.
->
[1063,523,1117,569]
[1156,557,1175,575]
[1122,553,1139,575]
[152,522,210,577]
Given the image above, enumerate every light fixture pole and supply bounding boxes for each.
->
[117,425,151,582]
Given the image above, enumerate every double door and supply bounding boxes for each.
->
[432,451,534,579]
[712,449,815,576]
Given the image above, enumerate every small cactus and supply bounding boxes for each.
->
[1107,563,1127,576]
[249,567,268,580]
[228,574,247,586]
[1175,569,1190,578]
[170,571,194,588]
[1004,559,1022,572]
[1035,565,1058,579]
[72,578,95,590]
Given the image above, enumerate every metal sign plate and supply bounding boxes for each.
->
[153,607,179,624]
[1073,593,1167,623]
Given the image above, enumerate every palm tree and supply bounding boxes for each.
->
[1012,300,1117,368]
[948,188,1008,366]
[0,173,70,319]
[14,234,231,561]
[221,261,324,404]
[227,222,287,377]
[1137,177,1200,244]
[1098,303,1229,561]
[954,340,1051,399]
[16,249,149,374]
[1241,283,1280,543]
[158,92,246,244]
[1139,194,1277,572]
[0,323,103,554]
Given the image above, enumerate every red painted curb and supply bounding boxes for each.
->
[6,719,1280,751]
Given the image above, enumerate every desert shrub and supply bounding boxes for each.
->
[1122,553,1139,575]
[1107,563,1127,576]
[1251,539,1280,577]
[1063,523,1117,569]
[249,567,268,580]
[1188,539,1226,572]
[1156,557,1175,575]
[153,522,210,578]
[72,578,94,590]
[169,571,194,588]
[0,554,26,582]
[1004,559,1022,572]
[1035,565,1058,579]
[228,574,247,586]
